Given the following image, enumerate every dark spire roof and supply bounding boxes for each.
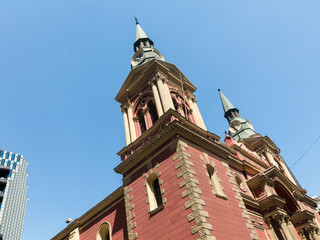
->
[133,19,154,52]
[218,89,238,117]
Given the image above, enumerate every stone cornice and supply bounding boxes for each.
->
[117,110,220,157]
[51,187,124,240]
[247,173,275,189]
[259,194,286,213]
[291,210,315,226]
[115,111,234,175]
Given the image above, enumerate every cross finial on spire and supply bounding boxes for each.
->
[135,17,139,25]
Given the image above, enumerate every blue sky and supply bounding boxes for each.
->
[0,1,320,239]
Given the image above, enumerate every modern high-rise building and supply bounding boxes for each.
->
[52,21,320,240]
[0,149,28,240]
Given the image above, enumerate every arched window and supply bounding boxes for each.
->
[96,222,111,240]
[137,111,146,134]
[147,174,163,211]
[148,101,158,124]
[274,182,299,215]
[206,164,224,197]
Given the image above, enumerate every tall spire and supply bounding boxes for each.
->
[218,89,238,118]
[130,18,164,69]
[133,18,154,52]
[135,18,148,41]
[218,89,256,141]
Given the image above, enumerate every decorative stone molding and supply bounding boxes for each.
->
[223,162,259,239]
[173,140,215,240]
[124,186,137,240]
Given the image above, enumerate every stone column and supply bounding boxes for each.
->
[121,107,131,145]
[264,149,278,167]
[150,81,164,117]
[127,105,136,142]
[193,98,207,130]
[143,108,152,130]
[162,79,175,110]
[264,218,279,240]
[275,215,295,240]
[155,77,170,112]
[298,230,307,240]
[287,221,299,240]
[187,98,201,126]
[309,227,320,240]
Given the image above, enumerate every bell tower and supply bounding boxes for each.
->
[114,21,258,240]
[116,20,207,146]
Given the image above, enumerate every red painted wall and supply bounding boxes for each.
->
[186,144,253,240]
[126,145,196,239]
[80,198,128,240]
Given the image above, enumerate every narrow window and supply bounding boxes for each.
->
[138,111,146,134]
[147,174,163,211]
[97,222,111,240]
[148,101,158,124]
[206,164,224,196]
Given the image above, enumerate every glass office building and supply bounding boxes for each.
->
[0,150,28,240]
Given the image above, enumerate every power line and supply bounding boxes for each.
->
[291,135,320,169]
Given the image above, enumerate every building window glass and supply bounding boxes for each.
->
[147,174,163,211]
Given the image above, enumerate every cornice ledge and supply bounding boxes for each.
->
[300,195,318,208]
[291,210,315,226]
[247,171,275,189]
[117,110,220,157]
[259,194,286,212]
[115,117,230,174]
[114,121,179,174]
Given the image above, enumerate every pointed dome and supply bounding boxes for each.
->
[218,89,238,114]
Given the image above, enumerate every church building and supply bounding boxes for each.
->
[52,21,320,240]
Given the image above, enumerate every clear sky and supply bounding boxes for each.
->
[0,1,320,239]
